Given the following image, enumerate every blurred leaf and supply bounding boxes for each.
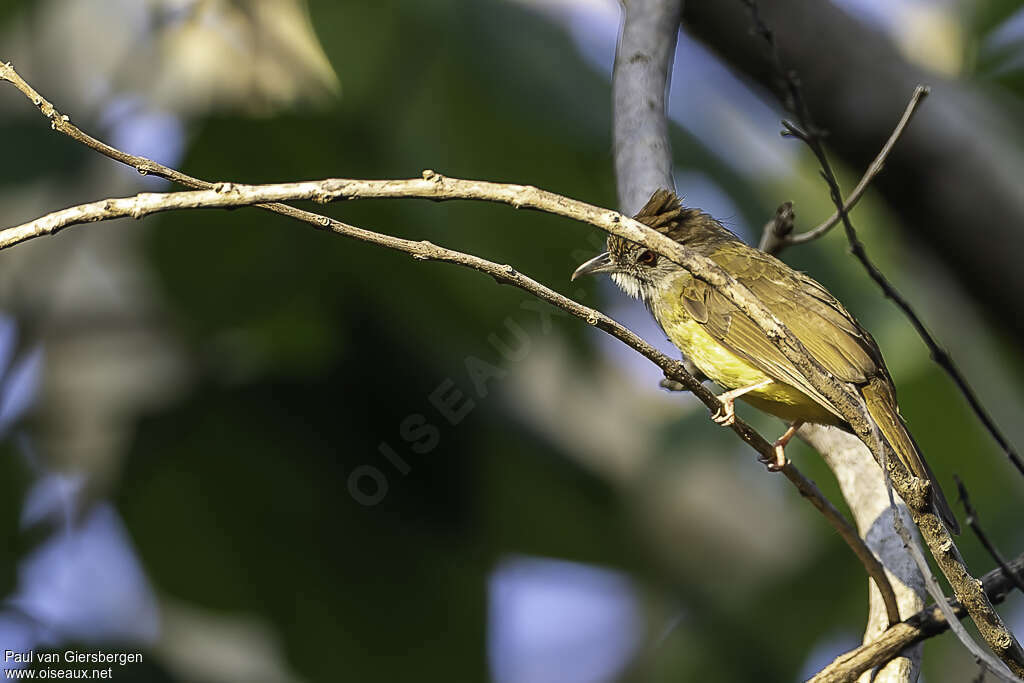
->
[0,439,34,597]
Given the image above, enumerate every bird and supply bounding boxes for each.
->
[571,189,959,533]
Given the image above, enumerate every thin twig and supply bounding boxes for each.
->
[955,476,1024,595]
[0,60,901,620]
[743,6,1024,480]
[760,86,929,253]
[812,552,1024,683]
[737,2,1024,677]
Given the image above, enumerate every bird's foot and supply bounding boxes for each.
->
[710,379,773,427]
[711,399,736,426]
[759,421,804,472]
[758,444,788,472]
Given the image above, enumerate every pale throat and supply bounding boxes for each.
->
[610,271,664,302]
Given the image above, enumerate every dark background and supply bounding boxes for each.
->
[1,0,1023,681]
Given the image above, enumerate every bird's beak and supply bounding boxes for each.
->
[571,252,615,281]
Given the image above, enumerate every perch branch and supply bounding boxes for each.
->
[16,59,1024,673]
[0,60,900,618]
[0,183,903,611]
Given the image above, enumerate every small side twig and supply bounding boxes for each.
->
[955,476,1024,595]
[760,86,929,254]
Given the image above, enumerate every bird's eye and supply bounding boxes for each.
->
[638,250,657,266]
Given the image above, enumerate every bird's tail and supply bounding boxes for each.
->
[860,377,960,534]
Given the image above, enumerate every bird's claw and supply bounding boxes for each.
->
[759,443,789,472]
[711,400,735,426]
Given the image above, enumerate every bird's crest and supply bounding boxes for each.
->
[609,189,707,259]
[634,189,690,233]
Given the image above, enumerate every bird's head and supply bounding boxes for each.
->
[571,189,722,302]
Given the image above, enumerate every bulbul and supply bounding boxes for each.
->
[572,189,959,533]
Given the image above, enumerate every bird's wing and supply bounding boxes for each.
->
[680,247,880,418]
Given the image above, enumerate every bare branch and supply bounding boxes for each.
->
[955,477,1024,596]
[1,175,904,611]
[791,85,928,244]
[0,59,901,616]
[7,58,1020,676]
[800,426,924,681]
[613,0,681,215]
[812,552,1024,683]
[735,3,1024,675]
[761,86,929,254]
[2,64,870,454]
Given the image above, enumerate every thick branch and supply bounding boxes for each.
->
[801,426,924,682]
[613,0,681,215]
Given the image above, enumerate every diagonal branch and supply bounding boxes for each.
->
[0,58,901,619]
[760,85,929,254]
[5,58,1018,676]
[955,477,1024,596]
[0,177,857,486]
[0,176,901,610]
[812,552,1024,683]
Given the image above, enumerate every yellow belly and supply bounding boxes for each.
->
[658,313,840,426]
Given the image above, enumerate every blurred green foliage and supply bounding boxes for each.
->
[2,1,1024,682]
